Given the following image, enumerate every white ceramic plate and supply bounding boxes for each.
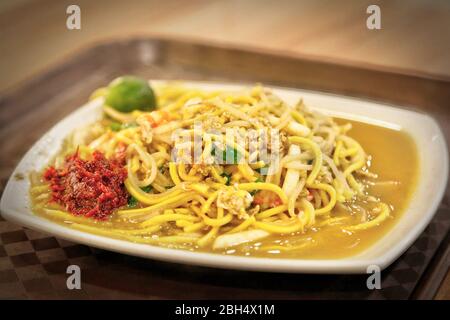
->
[1,81,448,274]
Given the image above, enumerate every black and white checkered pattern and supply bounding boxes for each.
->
[0,202,448,299]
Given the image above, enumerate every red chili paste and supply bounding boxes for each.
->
[43,151,128,220]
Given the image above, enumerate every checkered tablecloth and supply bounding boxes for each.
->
[1,204,448,299]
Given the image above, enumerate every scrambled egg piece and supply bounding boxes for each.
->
[217,186,253,219]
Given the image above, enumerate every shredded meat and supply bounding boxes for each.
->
[136,114,153,144]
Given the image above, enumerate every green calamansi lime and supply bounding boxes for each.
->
[104,76,156,113]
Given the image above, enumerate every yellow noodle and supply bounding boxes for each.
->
[288,136,323,185]
[226,216,256,234]
[169,162,181,185]
[308,183,337,215]
[256,205,288,219]
[254,218,303,234]
[345,203,390,231]
[238,183,288,204]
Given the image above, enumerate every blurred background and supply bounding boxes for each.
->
[1,0,450,94]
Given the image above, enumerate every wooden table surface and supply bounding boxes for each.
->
[0,0,449,299]
[1,0,450,94]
